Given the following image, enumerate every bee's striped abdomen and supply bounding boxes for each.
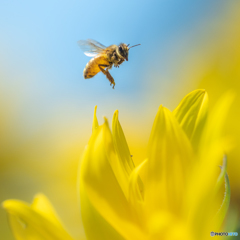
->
[83,55,110,79]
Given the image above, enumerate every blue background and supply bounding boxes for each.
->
[0,0,226,124]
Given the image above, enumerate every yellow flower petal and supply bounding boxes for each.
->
[185,92,234,234]
[146,105,193,217]
[148,211,193,240]
[112,110,144,199]
[92,106,99,132]
[2,194,73,240]
[129,159,146,209]
[214,156,231,229]
[199,91,234,155]
[173,89,208,150]
[80,177,124,240]
[112,110,135,176]
[79,118,146,240]
[31,193,65,230]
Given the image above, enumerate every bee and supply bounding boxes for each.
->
[78,39,140,89]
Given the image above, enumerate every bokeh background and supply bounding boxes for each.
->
[0,0,239,239]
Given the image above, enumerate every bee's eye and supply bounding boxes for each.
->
[119,46,123,52]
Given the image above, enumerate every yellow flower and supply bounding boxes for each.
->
[2,90,232,240]
[2,194,74,240]
[79,89,232,240]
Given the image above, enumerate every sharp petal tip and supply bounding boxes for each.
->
[2,201,6,209]
[103,116,109,125]
[158,104,165,111]
[2,200,11,210]
[94,106,98,115]
[113,109,119,118]
[33,193,45,200]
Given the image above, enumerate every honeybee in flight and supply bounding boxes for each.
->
[78,39,140,89]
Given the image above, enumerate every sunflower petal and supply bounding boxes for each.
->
[79,118,146,240]
[31,193,65,229]
[80,175,124,240]
[112,110,144,197]
[185,91,234,232]
[173,89,208,149]
[129,159,147,207]
[2,195,73,240]
[214,156,231,229]
[112,110,135,176]
[146,105,193,215]
[92,106,99,132]
[215,155,227,194]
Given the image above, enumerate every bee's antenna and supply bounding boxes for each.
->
[128,44,141,50]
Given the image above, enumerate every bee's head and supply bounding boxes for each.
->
[117,43,129,61]
[117,43,141,61]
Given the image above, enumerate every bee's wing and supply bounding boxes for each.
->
[78,39,107,57]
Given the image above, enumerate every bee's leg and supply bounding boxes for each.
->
[117,59,124,67]
[98,64,115,89]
